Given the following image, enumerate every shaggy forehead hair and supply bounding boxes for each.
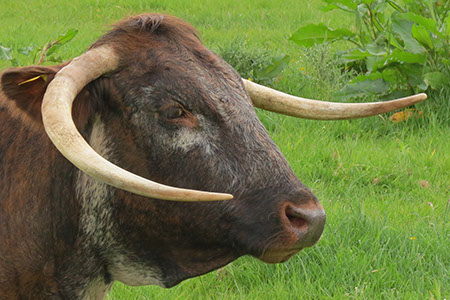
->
[91,14,204,56]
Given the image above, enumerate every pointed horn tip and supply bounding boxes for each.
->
[206,192,234,201]
[179,192,234,202]
[418,93,428,101]
[406,93,427,104]
[222,193,234,200]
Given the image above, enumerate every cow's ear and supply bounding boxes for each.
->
[1,65,65,122]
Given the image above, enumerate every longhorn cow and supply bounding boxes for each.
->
[0,14,426,299]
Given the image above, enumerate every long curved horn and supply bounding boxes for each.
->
[243,79,427,120]
[41,46,232,202]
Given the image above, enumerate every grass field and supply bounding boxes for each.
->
[1,0,448,299]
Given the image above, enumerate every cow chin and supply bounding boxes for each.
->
[160,250,239,288]
[162,247,303,287]
[257,248,303,264]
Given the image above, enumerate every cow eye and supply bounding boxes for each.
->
[163,106,185,119]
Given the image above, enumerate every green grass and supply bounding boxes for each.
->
[1,0,448,299]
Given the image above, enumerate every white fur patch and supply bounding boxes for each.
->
[76,116,164,295]
[166,115,216,155]
[109,255,164,287]
[81,278,113,300]
[76,116,115,246]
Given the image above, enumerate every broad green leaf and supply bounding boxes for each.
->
[366,43,387,55]
[349,71,383,83]
[289,24,354,48]
[389,35,404,50]
[396,12,440,37]
[391,17,426,54]
[382,89,413,100]
[340,48,372,61]
[0,45,12,60]
[56,29,79,45]
[372,49,426,71]
[442,58,450,66]
[46,29,78,57]
[424,71,449,90]
[255,55,290,81]
[412,24,433,49]
[399,64,428,91]
[45,43,61,58]
[334,76,391,100]
[367,55,384,72]
[381,68,400,83]
[414,80,428,92]
[388,49,427,64]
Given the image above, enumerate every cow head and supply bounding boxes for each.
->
[1,14,426,288]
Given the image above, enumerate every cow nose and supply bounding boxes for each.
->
[258,189,326,263]
[283,194,326,248]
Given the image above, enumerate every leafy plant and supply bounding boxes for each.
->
[0,28,78,67]
[216,37,290,85]
[289,0,450,100]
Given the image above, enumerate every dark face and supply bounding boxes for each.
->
[84,16,326,287]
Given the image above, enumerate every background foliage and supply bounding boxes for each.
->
[0,0,448,299]
[289,0,450,101]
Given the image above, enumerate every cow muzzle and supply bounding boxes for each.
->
[259,190,326,263]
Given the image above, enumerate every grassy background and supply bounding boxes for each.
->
[1,0,448,299]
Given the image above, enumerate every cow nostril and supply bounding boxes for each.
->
[285,207,308,231]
